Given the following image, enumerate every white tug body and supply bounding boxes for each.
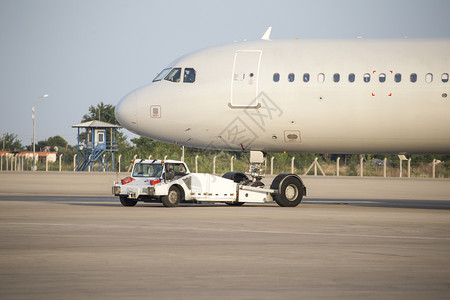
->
[113,158,306,207]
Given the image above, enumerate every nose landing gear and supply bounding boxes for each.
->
[223,151,306,207]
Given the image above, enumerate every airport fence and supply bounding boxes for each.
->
[1,152,448,178]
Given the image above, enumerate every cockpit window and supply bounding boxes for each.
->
[165,68,182,82]
[153,68,172,82]
[183,68,196,83]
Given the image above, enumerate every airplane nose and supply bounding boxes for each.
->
[115,92,137,133]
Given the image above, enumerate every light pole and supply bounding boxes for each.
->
[32,94,48,171]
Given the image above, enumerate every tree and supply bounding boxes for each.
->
[130,137,182,160]
[47,135,68,149]
[82,102,119,125]
[34,135,69,151]
[2,133,23,151]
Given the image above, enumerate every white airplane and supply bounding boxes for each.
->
[116,28,450,158]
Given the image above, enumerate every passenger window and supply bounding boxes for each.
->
[379,73,386,83]
[394,73,402,83]
[363,73,370,83]
[348,73,355,83]
[303,73,310,82]
[318,73,325,83]
[183,68,196,83]
[273,73,280,82]
[288,73,295,82]
[164,68,181,82]
[410,73,417,83]
[442,73,449,83]
[333,73,340,83]
[425,73,433,83]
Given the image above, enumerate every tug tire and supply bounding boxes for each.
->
[120,196,138,207]
[161,186,180,207]
[270,174,305,207]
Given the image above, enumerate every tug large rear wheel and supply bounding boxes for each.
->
[271,175,305,207]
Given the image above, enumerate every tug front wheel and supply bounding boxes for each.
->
[161,186,181,207]
[226,201,245,206]
[120,196,138,207]
[270,174,306,207]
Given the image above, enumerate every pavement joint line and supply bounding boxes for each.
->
[2,221,449,241]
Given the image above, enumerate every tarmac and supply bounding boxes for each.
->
[0,171,449,299]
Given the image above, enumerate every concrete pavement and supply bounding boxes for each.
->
[0,172,449,299]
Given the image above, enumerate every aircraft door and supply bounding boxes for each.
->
[230,50,262,108]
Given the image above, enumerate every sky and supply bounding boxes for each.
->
[1,0,450,147]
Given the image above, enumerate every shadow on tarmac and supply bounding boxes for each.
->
[1,195,450,210]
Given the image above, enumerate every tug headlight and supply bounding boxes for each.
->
[147,186,155,195]
[113,186,121,195]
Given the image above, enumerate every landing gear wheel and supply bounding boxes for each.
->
[222,172,249,183]
[161,186,180,207]
[272,175,304,207]
[223,172,249,206]
[251,181,264,187]
[120,196,138,207]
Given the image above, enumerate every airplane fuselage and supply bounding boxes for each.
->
[116,39,450,154]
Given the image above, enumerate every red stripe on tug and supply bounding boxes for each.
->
[121,177,134,185]
[150,179,161,185]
